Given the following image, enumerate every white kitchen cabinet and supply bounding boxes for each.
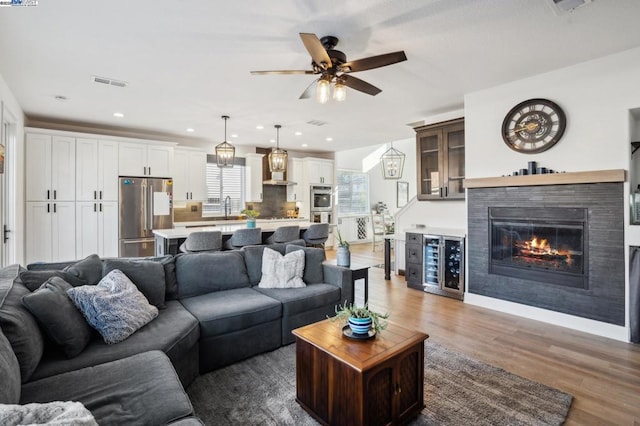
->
[287,157,304,202]
[26,201,76,263]
[173,148,207,203]
[304,157,334,185]
[76,138,119,201]
[245,153,264,202]
[119,142,173,177]
[26,134,76,201]
[76,201,119,258]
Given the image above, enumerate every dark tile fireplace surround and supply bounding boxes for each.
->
[467,176,625,325]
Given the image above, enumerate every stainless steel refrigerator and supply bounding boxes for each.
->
[119,177,173,257]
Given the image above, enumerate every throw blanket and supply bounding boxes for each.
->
[0,401,98,426]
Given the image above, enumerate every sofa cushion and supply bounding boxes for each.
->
[258,247,306,289]
[19,270,86,292]
[63,254,103,286]
[175,251,251,298]
[180,287,281,338]
[30,300,199,382]
[242,244,286,285]
[21,350,194,425]
[285,245,325,284]
[0,401,97,425]
[103,258,166,308]
[158,256,179,300]
[0,328,20,404]
[0,264,45,383]
[256,283,341,316]
[67,270,159,344]
[21,277,93,358]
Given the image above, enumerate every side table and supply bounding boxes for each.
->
[325,260,371,305]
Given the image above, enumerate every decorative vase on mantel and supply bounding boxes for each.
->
[337,246,350,267]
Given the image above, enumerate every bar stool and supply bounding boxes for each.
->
[302,223,329,248]
[224,228,262,250]
[179,231,223,253]
[265,225,300,244]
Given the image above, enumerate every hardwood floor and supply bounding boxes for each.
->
[326,243,640,425]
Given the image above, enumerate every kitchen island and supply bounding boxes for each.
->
[153,219,314,255]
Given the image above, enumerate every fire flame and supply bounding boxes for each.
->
[520,236,573,265]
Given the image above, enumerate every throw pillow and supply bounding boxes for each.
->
[0,264,45,383]
[67,269,159,344]
[102,259,166,308]
[63,254,103,286]
[0,401,98,426]
[258,247,306,289]
[21,277,93,358]
[19,270,86,292]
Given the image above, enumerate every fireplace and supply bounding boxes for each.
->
[489,207,587,289]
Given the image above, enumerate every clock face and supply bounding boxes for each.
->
[501,98,566,154]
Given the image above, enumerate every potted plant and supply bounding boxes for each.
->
[330,301,389,336]
[240,209,260,228]
[336,229,350,267]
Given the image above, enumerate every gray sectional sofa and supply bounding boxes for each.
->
[0,243,353,425]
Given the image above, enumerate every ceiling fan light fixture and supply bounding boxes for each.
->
[316,77,331,104]
[380,143,405,179]
[215,115,235,168]
[269,124,288,173]
[333,79,347,102]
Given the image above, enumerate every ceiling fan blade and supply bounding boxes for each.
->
[250,70,315,75]
[299,79,318,99]
[299,33,332,69]
[341,51,407,73]
[341,74,382,96]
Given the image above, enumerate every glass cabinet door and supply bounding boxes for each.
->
[445,123,465,199]
[418,130,442,199]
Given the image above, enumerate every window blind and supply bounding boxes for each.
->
[336,170,369,215]
[202,158,246,215]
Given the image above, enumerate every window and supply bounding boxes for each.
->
[336,170,369,215]
[202,155,245,216]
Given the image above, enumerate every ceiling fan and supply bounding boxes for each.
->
[250,33,407,101]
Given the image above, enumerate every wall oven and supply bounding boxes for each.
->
[310,185,333,212]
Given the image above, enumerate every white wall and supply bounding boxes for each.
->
[464,46,640,341]
[335,137,416,216]
[0,73,25,265]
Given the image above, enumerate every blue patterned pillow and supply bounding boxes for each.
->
[67,270,158,344]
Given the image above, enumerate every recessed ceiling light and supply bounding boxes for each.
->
[113,112,124,118]
[256,125,264,130]
[326,137,333,142]
[231,133,238,138]
[269,139,276,143]
[186,128,195,133]
[294,131,302,136]
[302,143,308,147]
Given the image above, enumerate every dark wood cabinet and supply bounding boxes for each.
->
[415,118,465,200]
[405,232,424,290]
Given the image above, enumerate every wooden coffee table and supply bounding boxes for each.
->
[292,319,429,426]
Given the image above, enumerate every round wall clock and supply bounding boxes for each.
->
[501,98,566,154]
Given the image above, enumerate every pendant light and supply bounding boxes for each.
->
[215,115,235,168]
[316,76,331,104]
[380,141,405,179]
[268,124,288,173]
[333,78,347,102]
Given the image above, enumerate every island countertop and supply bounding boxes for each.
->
[153,220,314,239]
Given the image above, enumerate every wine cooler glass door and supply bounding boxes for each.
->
[424,236,440,286]
[442,238,464,293]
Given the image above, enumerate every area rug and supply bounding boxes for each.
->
[187,342,572,425]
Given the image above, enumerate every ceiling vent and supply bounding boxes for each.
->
[91,75,128,88]
[307,120,327,127]
[548,0,592,13]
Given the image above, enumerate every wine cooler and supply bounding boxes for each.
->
[423,235,465,299]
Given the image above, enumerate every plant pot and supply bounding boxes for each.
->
[246,218,256,228]
[337,246,350,267]
[348,316,372,335]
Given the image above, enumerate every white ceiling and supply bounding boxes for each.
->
[1,0,640,153]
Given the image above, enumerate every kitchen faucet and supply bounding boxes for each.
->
[224,196,231,219]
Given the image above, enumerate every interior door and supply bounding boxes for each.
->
[1,111,16,266]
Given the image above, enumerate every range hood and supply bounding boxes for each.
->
[263,172,297,186]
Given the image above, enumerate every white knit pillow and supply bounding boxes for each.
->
[258,247,306,288]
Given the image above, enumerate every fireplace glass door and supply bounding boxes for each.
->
[489,207,587,288]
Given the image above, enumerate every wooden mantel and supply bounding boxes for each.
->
[463,169,626,189]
